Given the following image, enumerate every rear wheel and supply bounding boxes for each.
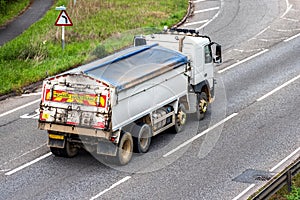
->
[173,104,187,133]
[115,132,133,165]
[133,123,152,153]
[196,92,208,121]
[50,140,79,158]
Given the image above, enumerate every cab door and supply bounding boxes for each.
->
[203,44,214,89]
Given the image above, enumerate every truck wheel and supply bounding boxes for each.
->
[50,141,78,158]
[174,104,187,133]
[115,132,133,165]
[133,123,152,153]
[197,92,208,121]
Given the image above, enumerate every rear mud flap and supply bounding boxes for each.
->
[97,140,118,156]
[48,138,65,148]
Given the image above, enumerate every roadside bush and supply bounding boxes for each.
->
[286,187,300,200]
[91,45,108,59]
[0,0,17,14]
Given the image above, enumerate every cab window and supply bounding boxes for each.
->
[204,45,213,63]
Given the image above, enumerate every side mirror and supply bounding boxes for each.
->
[214,44,222,64]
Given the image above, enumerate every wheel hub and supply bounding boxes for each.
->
[199,99,207,113]
[178,110,187,126]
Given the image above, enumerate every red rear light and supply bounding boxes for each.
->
[39,112,45,121]
[110,137,116,142]
[97,95,107,108]
[93,122,105,129]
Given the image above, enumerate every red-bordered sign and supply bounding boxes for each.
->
[55,10,73,26]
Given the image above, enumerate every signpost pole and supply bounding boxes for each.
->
[62,26,65,50]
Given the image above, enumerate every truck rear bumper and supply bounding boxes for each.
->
[38,122,110,139]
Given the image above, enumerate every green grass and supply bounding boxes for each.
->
[0,0,188,95]
[270,173,300,200]
[0,0,30,26]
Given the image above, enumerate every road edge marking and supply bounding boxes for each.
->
[163,113,238,157]
[21,92,42,97]
[0,143,47,168]
[218,49,269,74]
[90,176,131,200]
[270,147,300,172]
[257,74,300,102]
[284,32,300,42]
[0,98,40,118]
[232,184,256,200]
[5,152,52,176]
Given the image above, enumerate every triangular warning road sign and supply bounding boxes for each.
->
[55,10,73,26]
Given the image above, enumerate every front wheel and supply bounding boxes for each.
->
[50,140,79,158]
[196,92,208,121]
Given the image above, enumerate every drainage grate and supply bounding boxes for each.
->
[233,169,274,184]
[254,175,272,182]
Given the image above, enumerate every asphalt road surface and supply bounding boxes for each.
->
[0,0,53,46]
[0,0,300,199]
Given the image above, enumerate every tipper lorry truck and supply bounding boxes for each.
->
[38,29,222,165]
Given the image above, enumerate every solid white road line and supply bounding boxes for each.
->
[5,152,52,176]
[232,184,256,200]
[194,7,219,14]
[0,98,40,118]
[21,92,42,97]
[257,74,300,102]
[184,20,209,27]
[284,32,300,42]
[0,143,47,169]
[90,176,131,200]
[194,0,207,3]
[163,113,238,157]
[270,147,300,172]
[218,49,269,74]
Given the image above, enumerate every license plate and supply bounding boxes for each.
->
[49,134,64,140]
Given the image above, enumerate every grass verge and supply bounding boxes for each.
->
[0,0,188,95]
[0,0,31,26]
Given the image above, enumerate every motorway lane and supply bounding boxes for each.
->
[1,0,300,199]
[0,95,47,168]
[94,35,300,199]
[222,36,300,114]
[98,76,300,200]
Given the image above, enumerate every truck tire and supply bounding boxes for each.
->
[196,92,208,121]
[173,104,187,133]
[50,141,78,158]
[115,132,133,165]
[132,123,152,153]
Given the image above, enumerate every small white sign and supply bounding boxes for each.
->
[55,10,73,26]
